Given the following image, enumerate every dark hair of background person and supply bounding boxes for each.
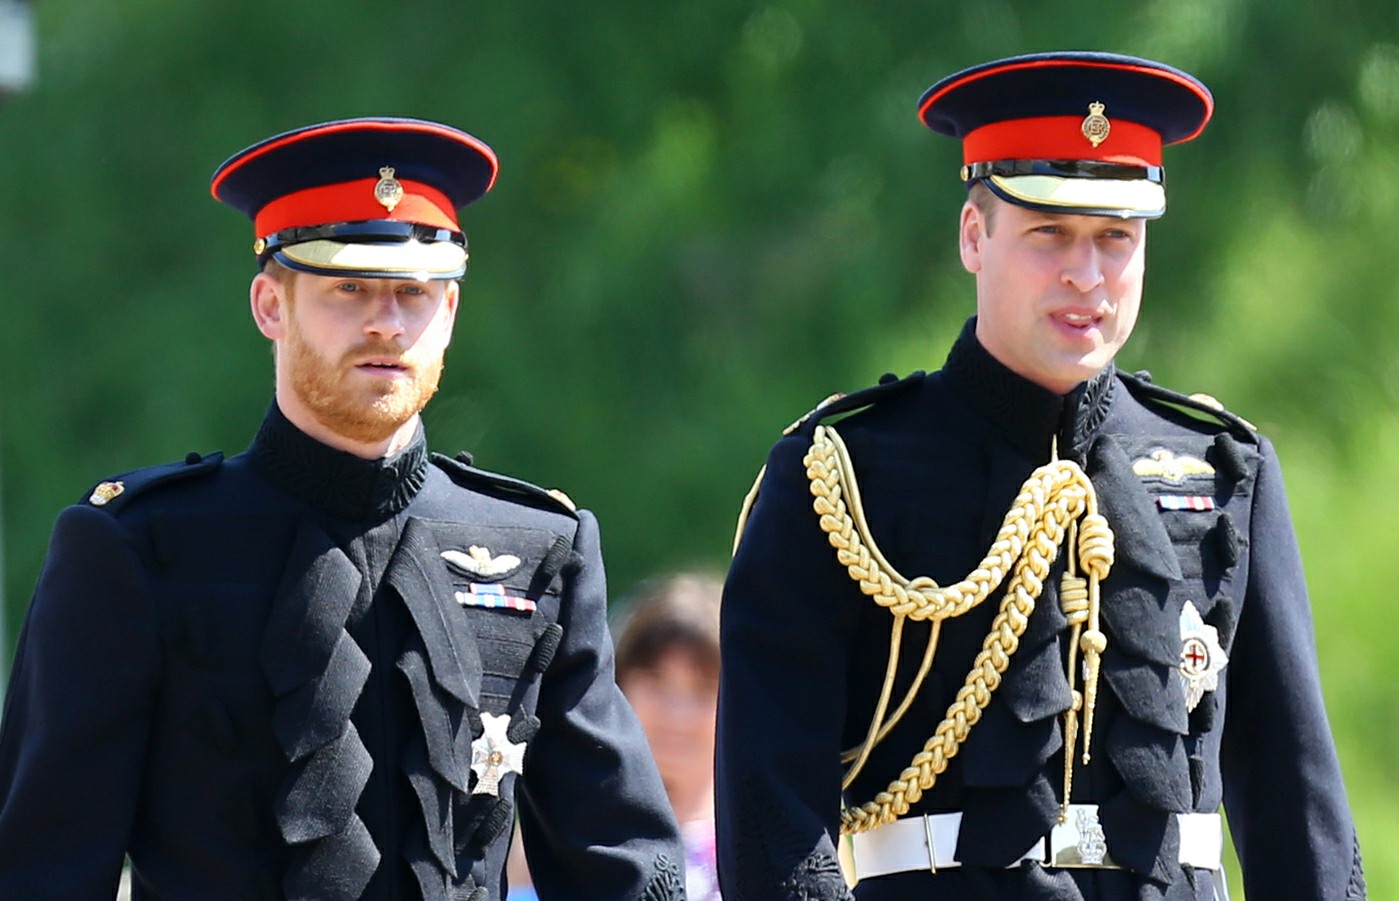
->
[613,572,722,681]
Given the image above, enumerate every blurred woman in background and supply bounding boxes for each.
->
[613,572,723,901]
[507,571,723,900]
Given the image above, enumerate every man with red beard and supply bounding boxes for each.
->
[0,118,685,901]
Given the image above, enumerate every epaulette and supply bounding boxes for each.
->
[1119,370,1258,442]
[782,371,927,436]
[431,452,580,517]
[82,451,225,515]
[736,371,925,555]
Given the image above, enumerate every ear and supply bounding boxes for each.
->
[958,200,984,275]
[250,272,288,340]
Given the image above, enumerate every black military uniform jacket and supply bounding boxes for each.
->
[0,404,686,901]
[717,321,1364,901]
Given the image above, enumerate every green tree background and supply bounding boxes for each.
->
[2,1,1395,895]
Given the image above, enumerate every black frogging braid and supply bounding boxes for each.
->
[1212,433,1252,483]
[526,624,564,676]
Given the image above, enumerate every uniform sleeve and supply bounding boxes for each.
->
[0,504,162,898]
[1220,437,1366,899]
[716,435,858,901]
[515,509,686,901]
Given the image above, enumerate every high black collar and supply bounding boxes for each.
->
[942,317,1115,462]
[247,402,430,522]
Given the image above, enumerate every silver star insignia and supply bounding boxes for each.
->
[470,712,526,796]
[1179,601,1228,712]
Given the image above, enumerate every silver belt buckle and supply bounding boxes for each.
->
[1047,804,1120,869]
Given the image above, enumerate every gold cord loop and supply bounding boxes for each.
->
[803,425,1115,835]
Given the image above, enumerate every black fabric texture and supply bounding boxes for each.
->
[718,318,1364,900]
[247,402,428,523]
[0,403,685,899]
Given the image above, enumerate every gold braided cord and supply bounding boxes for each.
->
[1077,527,1111,761]
[809,426,1039,623]
[802,425,1114,836]
[1060,525,1087,818]
[839,497,1076,834]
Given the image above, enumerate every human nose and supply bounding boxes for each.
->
[363,286,406,338]
[1060,239,1105,294]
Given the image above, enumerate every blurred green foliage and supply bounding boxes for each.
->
[2,1,1396,895]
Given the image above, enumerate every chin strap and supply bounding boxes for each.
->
[802,425,1114,836]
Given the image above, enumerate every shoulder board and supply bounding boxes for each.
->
[1119,370,1258,441]
[737,373,924,556]
[431,452,580,517]
[82,451,225,515]
[782,371,927,436]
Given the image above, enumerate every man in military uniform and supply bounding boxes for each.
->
[0,117,686,901]
[717,53,1365,901]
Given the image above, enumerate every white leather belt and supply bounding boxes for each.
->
[851,805,1223,881]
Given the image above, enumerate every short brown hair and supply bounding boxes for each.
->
[968,181,999,235]
[259,259,301,313]
[613,573,722,682]
[261,257,296,282]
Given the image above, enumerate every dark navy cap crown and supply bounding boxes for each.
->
[918,51,1213,218]
[211,117,499,279]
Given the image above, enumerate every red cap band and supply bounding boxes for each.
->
[252,177,460,238]
[962,116,1162,167]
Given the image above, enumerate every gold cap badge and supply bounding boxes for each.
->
[1081,101,1110,148]
[374,166,404,212]
[89,481,125,506]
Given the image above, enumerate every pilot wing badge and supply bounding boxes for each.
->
[1132,448,1215,484]
[441,545,523,581]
